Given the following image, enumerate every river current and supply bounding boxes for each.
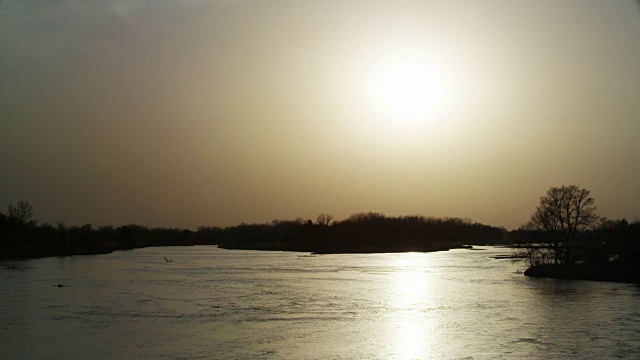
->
[1,246,639,359]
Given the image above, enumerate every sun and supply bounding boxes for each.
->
[369,50,451,124]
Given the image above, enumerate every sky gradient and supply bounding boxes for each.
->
[1,0,639,229]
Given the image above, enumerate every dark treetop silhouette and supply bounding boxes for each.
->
[0,202,504,258]
[2,194,638,283]
[512,185,639,283]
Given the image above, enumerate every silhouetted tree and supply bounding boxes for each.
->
[316,213,334,226]
[592,218,640,264]
[7,200,36,225]
[520,185,599,265]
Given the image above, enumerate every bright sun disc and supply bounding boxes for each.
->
[369,51,451,124]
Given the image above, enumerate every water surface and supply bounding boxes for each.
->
[1,246,639,359]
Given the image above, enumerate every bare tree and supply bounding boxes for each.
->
[316,213,334,226]
[7,200,36,225]
[522,185,599,265]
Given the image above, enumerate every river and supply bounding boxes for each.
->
[1,246,639,359]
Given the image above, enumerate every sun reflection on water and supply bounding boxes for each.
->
[387,254,441,359]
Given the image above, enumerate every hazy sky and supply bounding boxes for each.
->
[1,0,639,229]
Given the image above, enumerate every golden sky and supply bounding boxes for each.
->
[1,0,639,229]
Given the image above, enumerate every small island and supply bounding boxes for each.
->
[523,263,638,283]
[218,212,504,254]
[511,185,639,284]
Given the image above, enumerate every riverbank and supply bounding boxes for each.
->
[217,242,460,254]
[2,242,492,260]
[0,242,195,260]
[524,263,639,283]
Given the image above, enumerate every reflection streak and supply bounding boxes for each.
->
[387,254,440,359]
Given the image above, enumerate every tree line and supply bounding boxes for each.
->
[221,212,506,253]
[0,201,223,258]
[0,202,505,258]
[4,188,635,263]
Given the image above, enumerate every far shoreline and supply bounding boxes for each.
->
[2,242,498,260]
[217,242,463,254]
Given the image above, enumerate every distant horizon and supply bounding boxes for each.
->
[2,1,639,231]
[3,189,639,232]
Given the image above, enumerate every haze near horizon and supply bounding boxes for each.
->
[1,0,639,229]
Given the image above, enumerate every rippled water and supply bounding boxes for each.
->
[1,246,639,359]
